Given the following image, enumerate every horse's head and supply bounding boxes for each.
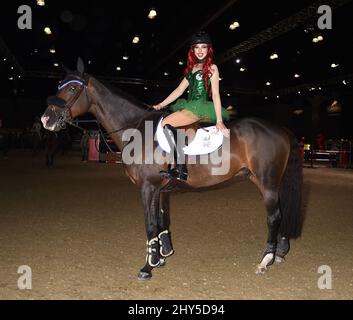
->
[41,58,91,131]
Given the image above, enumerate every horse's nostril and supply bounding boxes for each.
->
[41,115,49,126]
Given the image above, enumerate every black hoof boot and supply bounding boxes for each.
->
[275,235,290,263]
[158,230,174,257]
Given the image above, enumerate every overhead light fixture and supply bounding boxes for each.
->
[144,87,148,90]
[266,81,271,86]
[312,35,323,43]
[178,61,184,66]
[148,9,157,19]
[116,66,121,71]
[239,67,246,72]
[37,0,45,6]
[276,95,280,99]
[53,62,59,67]
[235,58,241,64]
[229,21,240,30]
[164,72,169,76]
[342,80,348,85]
[227,93,231,97]
[8,76,14,81]
[44,27,52,35]
[264,96,268,100]
[294,74,300,78]
[122,55,129,60]
[132,36,140,44]
[331,63,339,68]
[270,53,279,60]
[219,77,223,81]
[49,47,56,54]
[2,57,6,61]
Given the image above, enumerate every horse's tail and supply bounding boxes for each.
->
[279,134,303,239]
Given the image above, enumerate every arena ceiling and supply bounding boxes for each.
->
[1,0,352,100]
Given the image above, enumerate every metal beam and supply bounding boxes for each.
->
[216,0,352,65]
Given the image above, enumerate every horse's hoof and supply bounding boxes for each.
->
[275,255,285,264]
[255,265,267,274]
[137,271,152,281]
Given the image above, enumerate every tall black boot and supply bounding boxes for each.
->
[160,124,188,181]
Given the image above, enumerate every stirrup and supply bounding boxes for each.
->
[160,168,187,181]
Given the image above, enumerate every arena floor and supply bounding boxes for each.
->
[0,150,352,300]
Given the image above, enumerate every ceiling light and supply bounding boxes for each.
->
[265,97,268,100]
[270,53,279,60]
[266,81,271,86]
[144,87,148,90]
[8,77,14,81]
[342,80,347,85]
[229,21,240,30]
[49,47,56,54]
[312,35,323,43]
[132,36,140,44]
[53,62,59,67]
[219,77,223,81]
[2,58,6,61]
[178,61,184,66]
[148,9,157,19]
[10,66,14,70]
[44,27,52,35]
[235,59,241,64]
[294,74,300,78]
[276,95,280,99]
[164,72,169,76]
[227,93,231,97]
[122,55,129,60]
[240,67,246,72]
[116,66,121,71]
[331,63,339,68]
[37,0,45,6]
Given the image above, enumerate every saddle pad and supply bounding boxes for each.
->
[156,118,223,155]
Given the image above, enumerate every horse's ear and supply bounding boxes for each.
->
[60,62,71,74]
[77,57,85,75]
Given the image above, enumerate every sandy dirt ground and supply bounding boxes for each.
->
[0,150,353,300]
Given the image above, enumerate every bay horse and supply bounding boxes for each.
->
[41,59,302,280]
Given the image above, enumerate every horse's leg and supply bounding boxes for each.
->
[138,183,161,281]
[256,187,282,274]
[157,192,174,267]
[250,174,282,274]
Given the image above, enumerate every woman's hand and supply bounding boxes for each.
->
[152,103,164,110]
[216,121,230,138]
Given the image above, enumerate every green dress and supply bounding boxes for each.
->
[170,70,229,123]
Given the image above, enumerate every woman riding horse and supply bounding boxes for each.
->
[153,32,230,181]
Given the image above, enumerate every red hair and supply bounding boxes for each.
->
[184,45,214,97]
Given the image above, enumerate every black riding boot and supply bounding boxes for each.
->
[160,124,188,181]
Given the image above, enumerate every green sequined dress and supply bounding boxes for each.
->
[170,70,229,123]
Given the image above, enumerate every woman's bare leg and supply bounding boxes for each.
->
[162,110,199,127]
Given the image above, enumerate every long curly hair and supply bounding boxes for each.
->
[184,44,214,96]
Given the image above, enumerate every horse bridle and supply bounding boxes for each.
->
[46,75,90,129]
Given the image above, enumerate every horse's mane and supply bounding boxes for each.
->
[98,78,151,112]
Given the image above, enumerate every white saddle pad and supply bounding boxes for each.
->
[156,118,224,155]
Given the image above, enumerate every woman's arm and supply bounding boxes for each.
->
[210,64,229,137]
[153,77,189,110]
